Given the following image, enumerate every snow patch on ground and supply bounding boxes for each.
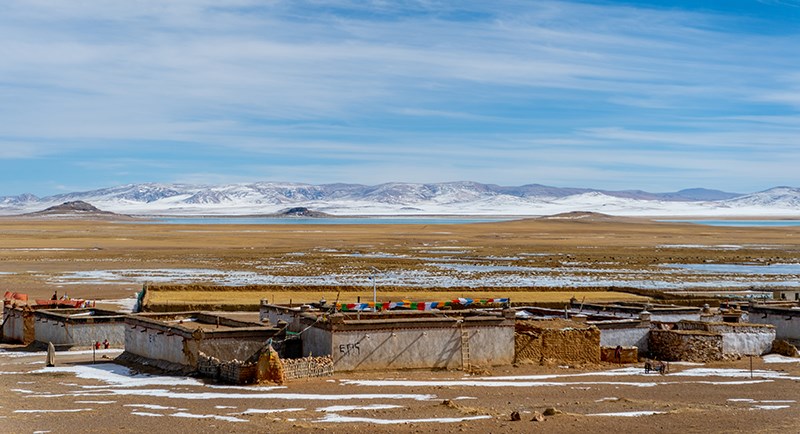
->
[314,413,492,424]
[125,404,184,410]
[586,411,665,417]
[240,408,305,414]
[131,411,163,417]
[170,411,248,423]
[762,354,800,364]
[32,364,204,388]
[15,408,94,413]
[751,405,791,411]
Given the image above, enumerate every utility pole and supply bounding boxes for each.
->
[370,266,381,309]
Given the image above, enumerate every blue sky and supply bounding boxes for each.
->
[2,0,800,196]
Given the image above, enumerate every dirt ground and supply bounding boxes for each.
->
[1,345,799,434]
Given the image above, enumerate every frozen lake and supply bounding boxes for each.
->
[136,217,514,225]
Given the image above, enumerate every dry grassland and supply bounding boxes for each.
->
[146,289,647,306]
[1,216,799,307]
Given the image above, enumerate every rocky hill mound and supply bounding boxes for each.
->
[274,207,331,218]
[24,201,130,219]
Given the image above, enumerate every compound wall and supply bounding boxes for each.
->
[649,329,723,362]
[594,320,650,353]
[747,306,800,343]
[673,321,774,356]
[515,321,601,365]
[34,309,126,348]
[1,307,34,344]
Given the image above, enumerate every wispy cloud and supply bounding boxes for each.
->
[0,1,799,194]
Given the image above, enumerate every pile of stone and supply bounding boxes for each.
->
[220,359,258,384]
[283,355,334,381]
[198,353,221,378]
[649,329,722,362]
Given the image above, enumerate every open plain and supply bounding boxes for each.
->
[2,215,800,432]
[1,215,800,306]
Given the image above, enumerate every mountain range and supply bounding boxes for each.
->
[0,182,798,217]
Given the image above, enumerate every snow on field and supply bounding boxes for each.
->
[45,264,800,290]
[32,364,203,388]
[657,245,743,250]
[340,366,800,388]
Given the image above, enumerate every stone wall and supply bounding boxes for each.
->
[283,355,334,380]
[673,320,775,356]
[515,320,600,365]
[649,329,723,362]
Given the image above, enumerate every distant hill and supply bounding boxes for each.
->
[0,182,796,217]
[273,207,332,218]
[23,201,131,219]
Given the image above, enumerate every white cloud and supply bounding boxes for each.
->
[0,1,799,193]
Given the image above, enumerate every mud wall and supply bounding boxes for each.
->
[649,329,723,362]
[600,346,638,363]
[1,308,34,344]
[515,322,600,365]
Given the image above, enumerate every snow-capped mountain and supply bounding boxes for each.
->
[0,182,798,217]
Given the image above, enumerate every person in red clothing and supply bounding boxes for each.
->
[103,339,110,349]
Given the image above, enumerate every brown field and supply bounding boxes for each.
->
[1,215,799,307]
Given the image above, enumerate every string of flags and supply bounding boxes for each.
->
[336,297,509,312]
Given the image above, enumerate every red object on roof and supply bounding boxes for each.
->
[34,299,84,308]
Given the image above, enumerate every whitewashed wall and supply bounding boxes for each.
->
[598,327,650,352]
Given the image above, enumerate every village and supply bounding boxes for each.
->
[4,286,799,385]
